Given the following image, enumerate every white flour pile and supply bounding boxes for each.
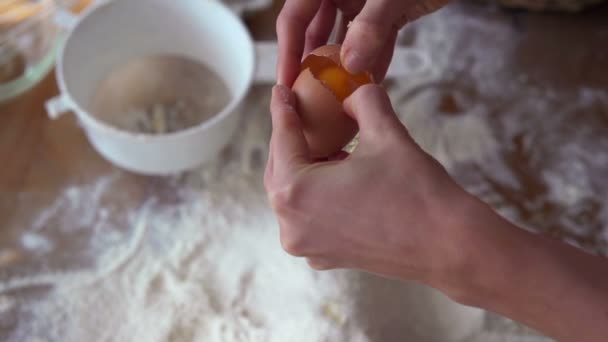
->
[390,87,500,171]
[2,83,370,341]
[1,126,484,342]
[6,178,367,342]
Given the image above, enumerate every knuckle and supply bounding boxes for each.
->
[280,229,307,257]
[267,177,314,258]
[263,167,273,191]
[349,19,390,45]
[364,126,403,154]
[305,29,324,44]
[269,187,291,216]
[376,117,400,139]
[276,108,301,132]
[357,83,384,98]
[276,9,305,36]
[379,129,412,155]
[268,181,302,217]
[346,85,373,111]
[307,258,334,271]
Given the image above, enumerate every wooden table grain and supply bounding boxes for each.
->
[0,73,151,259]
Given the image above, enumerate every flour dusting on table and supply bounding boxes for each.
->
[1,83,487,342]
[4,88,371,342]
[9,181,368,342]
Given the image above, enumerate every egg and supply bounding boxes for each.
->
[291,44,372,158]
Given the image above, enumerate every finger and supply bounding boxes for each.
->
[370,28,398,82]
[264,135,275,188]
[270,85,310,176]
[340,0,407,75]
[311,150,349,163]
[304,0,337,56]
[327,150,350,161]
[334,12,349,44]
[307,257,336,271]
[333,0,366,18]
[343,84,404,140]
[276,0,323,86]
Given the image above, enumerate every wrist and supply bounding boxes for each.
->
[428,192,526,306]
[426,190,608,342]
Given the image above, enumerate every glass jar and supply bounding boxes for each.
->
[0,0,60,103]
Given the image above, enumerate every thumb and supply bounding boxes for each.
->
[340,0,405,75]
[343,84,407,142]
[269,85,310,178]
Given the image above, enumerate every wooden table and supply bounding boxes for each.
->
[0,0,148,235]
[0,71,150,226]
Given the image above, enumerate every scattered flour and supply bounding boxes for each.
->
[389,87,499,170]
[391,3,608,254]
[0,296,16,315]
[0,86,486,342]
[0,81,484,342]
[2,97,373,341]
[20,233,54,254]
[8,186,368,342]
[2,139,483,342]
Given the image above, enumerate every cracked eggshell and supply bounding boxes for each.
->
[292,45,359,159]
[307,44,342,63]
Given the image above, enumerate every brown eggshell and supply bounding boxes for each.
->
[292,67,358,158]
[308,44,341,63]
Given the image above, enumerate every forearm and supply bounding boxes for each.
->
[443,200,608,342]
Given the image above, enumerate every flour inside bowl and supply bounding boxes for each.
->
[91,55,231,134]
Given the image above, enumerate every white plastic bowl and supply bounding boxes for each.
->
[46,0,255,175]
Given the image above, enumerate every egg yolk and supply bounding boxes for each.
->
[317,67,351,101]
[300,54,372,102]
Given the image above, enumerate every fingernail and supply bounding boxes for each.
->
[343,50,366,74]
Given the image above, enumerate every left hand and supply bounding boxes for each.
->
[264,84,479,284]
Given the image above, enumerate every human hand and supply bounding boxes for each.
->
[276,0,450,86]
[265,86,608,342]
[264,83,480,285]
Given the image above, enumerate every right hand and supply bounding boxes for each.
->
[276,0,450,86]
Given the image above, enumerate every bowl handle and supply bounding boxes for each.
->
[45,94,71,120]
[254,42,278,84]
